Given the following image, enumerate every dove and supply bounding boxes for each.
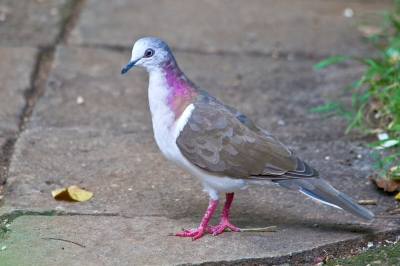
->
[121,37,374,240]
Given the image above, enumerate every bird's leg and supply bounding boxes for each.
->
[206,192,242,235]
[172,198,219,240]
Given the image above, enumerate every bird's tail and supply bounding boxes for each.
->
[276,177,374,220]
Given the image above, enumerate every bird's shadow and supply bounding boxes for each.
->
[236,213,375,235]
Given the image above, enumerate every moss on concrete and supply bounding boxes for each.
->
[0,210,60,242]
[327,242,400,266]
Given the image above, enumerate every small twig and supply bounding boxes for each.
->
[373,214,400,218]
[357,199,377,205]
[387,208,400,215]
[224,226,277,233]
[41,237,86,248]
[195,226,277,234]
[170,226,277,236]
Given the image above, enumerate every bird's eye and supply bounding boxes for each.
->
[144,49,154,58]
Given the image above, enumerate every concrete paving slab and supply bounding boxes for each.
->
[28,45,151,133]
[0,47,38,137]
[0,0,69,47]
[0,215,398,266]
[29,45,362,140]
[3,127,182,217]
[3,126,393,221]
[69,0,393,55]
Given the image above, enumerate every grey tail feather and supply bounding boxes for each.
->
[276,177,374,220]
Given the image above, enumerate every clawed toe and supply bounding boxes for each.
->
[172,227,206,240]
[171,221,241,239]
[206,221,241,235]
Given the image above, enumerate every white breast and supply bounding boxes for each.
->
[147,68,184,163]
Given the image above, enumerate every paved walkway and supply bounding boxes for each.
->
[0,0,398,265]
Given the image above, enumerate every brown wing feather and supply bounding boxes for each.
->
[176,97,302,178]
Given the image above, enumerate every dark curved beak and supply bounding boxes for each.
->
[121,59,140,75]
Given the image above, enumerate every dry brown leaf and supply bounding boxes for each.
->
[372,177,398,192]
[51,185,93,202]
[370,176,400,192]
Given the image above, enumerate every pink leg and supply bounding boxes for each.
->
[206,193,241,235]
[172,198,219,240]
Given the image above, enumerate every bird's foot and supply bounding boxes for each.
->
[170,220,241,240]
[206,218,242,236]
[171,198,219,240]
[171,226,207,241]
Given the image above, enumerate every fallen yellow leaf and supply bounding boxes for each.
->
[51,185,93,202]
[51,187,73,201]
[51,188,67,198]
[68,185,93,202]
[396,192,400,200]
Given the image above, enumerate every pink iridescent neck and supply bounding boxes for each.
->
[162,59,200,121]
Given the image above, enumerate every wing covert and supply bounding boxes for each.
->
[176,97,300,178]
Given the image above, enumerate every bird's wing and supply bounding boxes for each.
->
[175,96,376,220]
[176,96,316,179]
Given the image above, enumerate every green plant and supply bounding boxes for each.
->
[310,1,400,186]
[326,240,400,266]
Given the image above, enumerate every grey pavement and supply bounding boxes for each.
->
[0,0,399,265]
[0,47,38,136]
[0,0,68,47]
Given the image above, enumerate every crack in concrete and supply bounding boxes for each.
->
[0,138,14,191]
[0,0,86,200]
[58,0,86,45]
[77,42,335,62]
[0,1,88,246]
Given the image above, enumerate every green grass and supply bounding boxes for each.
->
[311,0,400,183]
[326,241,400,266]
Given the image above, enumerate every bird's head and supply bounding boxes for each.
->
[121,37,172,74]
